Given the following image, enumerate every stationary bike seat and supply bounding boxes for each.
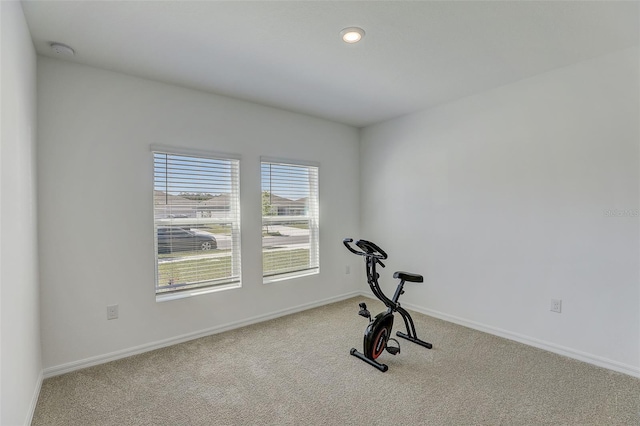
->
[393,271,423,283]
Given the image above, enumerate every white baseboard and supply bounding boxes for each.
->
[43,291,360,379]
[399,299,640,379]
[43,290,639,380]
[26,370,43,425]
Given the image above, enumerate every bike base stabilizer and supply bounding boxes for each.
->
[350,348,388,372]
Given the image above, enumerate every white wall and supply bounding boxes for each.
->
[1,1,42,424]
[360,47,640,376]
[37,57,361,372]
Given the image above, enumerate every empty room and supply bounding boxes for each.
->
[2,1,639,425]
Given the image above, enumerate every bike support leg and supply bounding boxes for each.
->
[395,307,433,349]
[350,348,388,372]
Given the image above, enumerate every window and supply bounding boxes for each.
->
[261,159,319,282]
[153,149,241,297]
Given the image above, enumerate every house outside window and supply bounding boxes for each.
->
[261,158,319,282]
[153,149,241,298]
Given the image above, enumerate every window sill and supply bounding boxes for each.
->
[156,281,241,302]
[263,269,319,284]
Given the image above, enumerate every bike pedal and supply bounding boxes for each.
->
[386,338,400,355]
[358,309,371,319]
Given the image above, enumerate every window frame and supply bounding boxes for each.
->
[260,157,320,283]
[152,145,242,301]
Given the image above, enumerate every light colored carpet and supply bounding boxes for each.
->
[32,297,640,425]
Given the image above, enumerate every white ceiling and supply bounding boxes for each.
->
[22,1,639,128]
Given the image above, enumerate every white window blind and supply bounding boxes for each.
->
[153,151,241,296]
[261,160,319,281]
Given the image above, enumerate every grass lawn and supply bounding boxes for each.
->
[200,224,232,235]
[157,248,310,291]
[157,253,232,291]
[286,223,309,230]
[262,248,310,276]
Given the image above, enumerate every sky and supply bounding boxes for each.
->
[154,153,314,200]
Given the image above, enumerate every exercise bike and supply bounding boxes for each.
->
[343,238,432,372]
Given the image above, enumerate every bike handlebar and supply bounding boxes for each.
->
[343,238,388,261]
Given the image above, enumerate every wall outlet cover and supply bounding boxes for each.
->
[107,304,119,320]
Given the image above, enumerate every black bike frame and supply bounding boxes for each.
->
[345,237,433,372]
[363,255,427,348]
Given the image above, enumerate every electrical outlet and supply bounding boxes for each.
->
[107,304,119,320]
[550,299,562,313]
[346,265,351,275]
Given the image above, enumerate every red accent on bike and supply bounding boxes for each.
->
[372,328,388,359]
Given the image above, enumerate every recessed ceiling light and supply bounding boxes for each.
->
[49,42,75,56]
[340,27,365,44]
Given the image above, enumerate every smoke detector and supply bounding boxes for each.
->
[49,42,75,56]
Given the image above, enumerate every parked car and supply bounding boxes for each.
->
[157,227,217,253]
